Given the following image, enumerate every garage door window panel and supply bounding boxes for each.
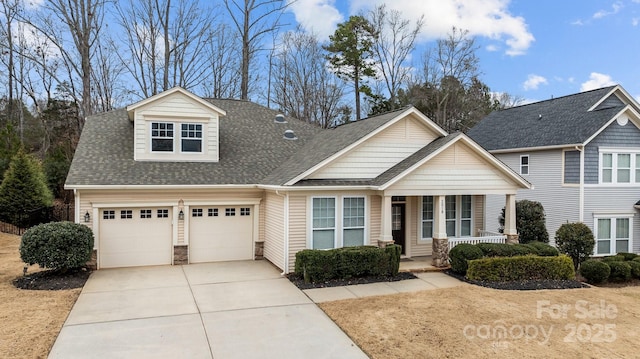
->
[192,208,203,217]
[103,210,115,219]
[141,209,152,218]
[226,208,236,216]
[208,208,218,217]
[157,209,169,218]
[121,210,132,219]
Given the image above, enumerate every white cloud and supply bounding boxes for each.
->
[485,44,499,52]
[593,1,623,19]
[289,0,535,56]
[523,74,548,91]
[632,17,639,26]
[580,73,617,91]
[287,0,343,40]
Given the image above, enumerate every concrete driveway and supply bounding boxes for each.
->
[49,261,368,359]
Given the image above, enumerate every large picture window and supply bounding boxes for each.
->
[181,123,202,152]
[151,122,174,152]
[596,217,631,255]
[312,198,335,249]
[343,197,365,247]
[600,150,640,184]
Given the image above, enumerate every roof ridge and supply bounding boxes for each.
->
[502,85,618,111]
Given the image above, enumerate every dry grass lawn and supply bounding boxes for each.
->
[321,281,640,358]
[0,232,81,359]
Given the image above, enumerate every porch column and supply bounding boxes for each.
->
[504,194,519,244]
[432,195,449,267]
[378,195,394,247]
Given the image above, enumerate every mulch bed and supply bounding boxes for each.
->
[288,272,417,290]
[13,267,92,290]
[445,269,589,290]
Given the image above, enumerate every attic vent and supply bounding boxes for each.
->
[283,129,298,140]
[275,114,287,123]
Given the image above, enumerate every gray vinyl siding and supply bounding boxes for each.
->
[495,150,579,244]
[484,194,506,233]
[584,187,640,254]
[584,120,640,184]
[563,150,580,184]
[594,94,624,110]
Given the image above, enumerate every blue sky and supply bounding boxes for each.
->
[286,0,640,103]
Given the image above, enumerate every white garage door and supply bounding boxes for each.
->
[100,208,173,268]
[189,206,254,263]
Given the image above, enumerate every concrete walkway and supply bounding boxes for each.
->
[303,272,466,303]
[48,261,368,359]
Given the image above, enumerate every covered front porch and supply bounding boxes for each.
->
[377,194,518,267]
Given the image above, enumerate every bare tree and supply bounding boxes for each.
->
[368,4,422,105]
[223,0,288,100]
[115,0,214,98]
[202,23,241,99]
[272,30,345,128]
[91,33,127,113]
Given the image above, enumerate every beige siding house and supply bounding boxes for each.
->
[66,87,530,271]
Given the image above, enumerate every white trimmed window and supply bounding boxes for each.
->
[520,155,529,175]
[181,123,202,153]
[421,195,473,239]
[595,216,632,255]
[343,197,365,247]
[421,196,434,239]
[151,122,174,152]
[312,197,336,249]
[599,149,640,184]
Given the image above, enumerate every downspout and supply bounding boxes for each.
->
[576,145,585,222]
[276,190,289,275]
[74,189,80,224]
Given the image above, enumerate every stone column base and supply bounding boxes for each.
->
[377,239,395,248]
[506,234,519,244]
[432,237,449,267]
[173,245,188,265]
[255,241,264,260]
[85,249,98,270]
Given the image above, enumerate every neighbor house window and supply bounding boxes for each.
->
[103,210,115,219]
[520,155,529,175]
[595,217,632,255]
[140,209,152,219]
[151,122,174,152]
[422,195,473,239]
[600,150,640,184]
[181,123,202,152]
[343,197,365,246]
[312,197,336,249]
[421,196,434,239]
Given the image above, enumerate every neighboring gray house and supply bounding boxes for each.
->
[469,85,640,256]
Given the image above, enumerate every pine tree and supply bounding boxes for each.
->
[0,149,54,228]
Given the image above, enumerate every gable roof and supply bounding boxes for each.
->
[66,99,322,187]
[263,107,448,185]
[468,85,627,152]
[126,87,227,117]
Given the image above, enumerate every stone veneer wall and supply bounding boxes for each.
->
[173,245,188,265]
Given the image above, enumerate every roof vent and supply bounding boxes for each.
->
[275,114,287,123]
[283,129,298,140]
[538,114,542,120]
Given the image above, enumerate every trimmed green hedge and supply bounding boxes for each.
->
[449,243,483,274]
[466,255,575,282]
[618,252,638,261]
[294,244,401,283]
[607,261,632,282]
[475,242,558,258]
[627,261,640,279]
[579,259,611,284]
[20,221,94,270]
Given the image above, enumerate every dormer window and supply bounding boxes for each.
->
[151,122,174,152]
[181,123,203,153]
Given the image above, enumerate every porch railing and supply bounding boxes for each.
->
[448,233,506,251]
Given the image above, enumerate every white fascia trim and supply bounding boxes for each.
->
[379,134,532,190]
[587,85,640,112]
[283,107,448,186]
[259,184,377,191]
[583,106,640,146]
[126,87,226,116]
[490,144,581,154]
[65,184,260,190]
[92,201,177,208]
[182,199,261,206]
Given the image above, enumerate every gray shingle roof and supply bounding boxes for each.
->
[66,99,322,186]
[468,86,623,151]
[66,99,418,187]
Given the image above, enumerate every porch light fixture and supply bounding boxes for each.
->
[84,211,91,223]
[178,210,184,220]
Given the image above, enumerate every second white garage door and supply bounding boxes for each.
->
[189,206,254,263]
